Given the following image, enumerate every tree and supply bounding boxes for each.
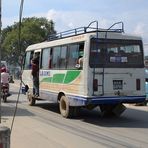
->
[2,17,56,65]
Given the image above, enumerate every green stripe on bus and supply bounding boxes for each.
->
[41,70,81,84]
[64,71,80,84]
[41,77,52,82]
[52,73,65,83]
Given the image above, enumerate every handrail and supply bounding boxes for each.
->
[107,21,124,33]
[105,21,124,39]
[86,20,99,38]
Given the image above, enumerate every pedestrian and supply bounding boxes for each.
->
[31,54,39,97]
[1,67,10,93]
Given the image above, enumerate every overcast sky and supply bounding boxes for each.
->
[2,0,148,54]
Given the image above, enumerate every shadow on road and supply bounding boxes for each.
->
[35,102,148,129]
[4,84,148,130]
[35,102,60,114]
[78,107,148,129]
[1,105,35,117]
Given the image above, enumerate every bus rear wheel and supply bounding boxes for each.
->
[59,95,79,118]
[59,95,70,118]
[100,104,126,117]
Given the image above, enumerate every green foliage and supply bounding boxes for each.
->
[2,17,56,65]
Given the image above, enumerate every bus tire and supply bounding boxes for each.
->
[59,95,72,118]
[27,93,36,106]
[100,105,114,116]
[100,104,126,117]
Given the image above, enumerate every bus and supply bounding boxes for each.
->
[22,21,146,118]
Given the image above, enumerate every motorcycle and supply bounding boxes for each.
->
[1,83,9,102]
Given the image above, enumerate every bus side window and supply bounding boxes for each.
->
[76,43,84,69]
[67,44,78,69]
[41,48,50,69]
[24,51,34,70]
[59,46,67,69]
[48,48,53,69]
[52,46,61,69]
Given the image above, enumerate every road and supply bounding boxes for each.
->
[1,81,148,148]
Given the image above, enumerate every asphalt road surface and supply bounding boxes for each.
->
[1,82,148,148]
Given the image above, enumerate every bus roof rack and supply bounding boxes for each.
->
[47,21,124,41]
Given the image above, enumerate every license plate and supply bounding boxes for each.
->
[113,80,123,90]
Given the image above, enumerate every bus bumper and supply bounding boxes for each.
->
[69,95,146,106]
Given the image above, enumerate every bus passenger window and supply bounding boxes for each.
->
[76,50,84,69]
[48,48,53,69]
[77,43,84,68]
[41,48,51,69]
[52,47,61,69]
[67,44,78,69]
[24,51,34,70]
[59,46,67,69]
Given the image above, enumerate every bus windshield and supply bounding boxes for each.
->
[90,38,144,68]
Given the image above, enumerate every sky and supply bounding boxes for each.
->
[2,0,148,54]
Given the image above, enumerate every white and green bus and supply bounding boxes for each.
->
[22,21,146,118]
